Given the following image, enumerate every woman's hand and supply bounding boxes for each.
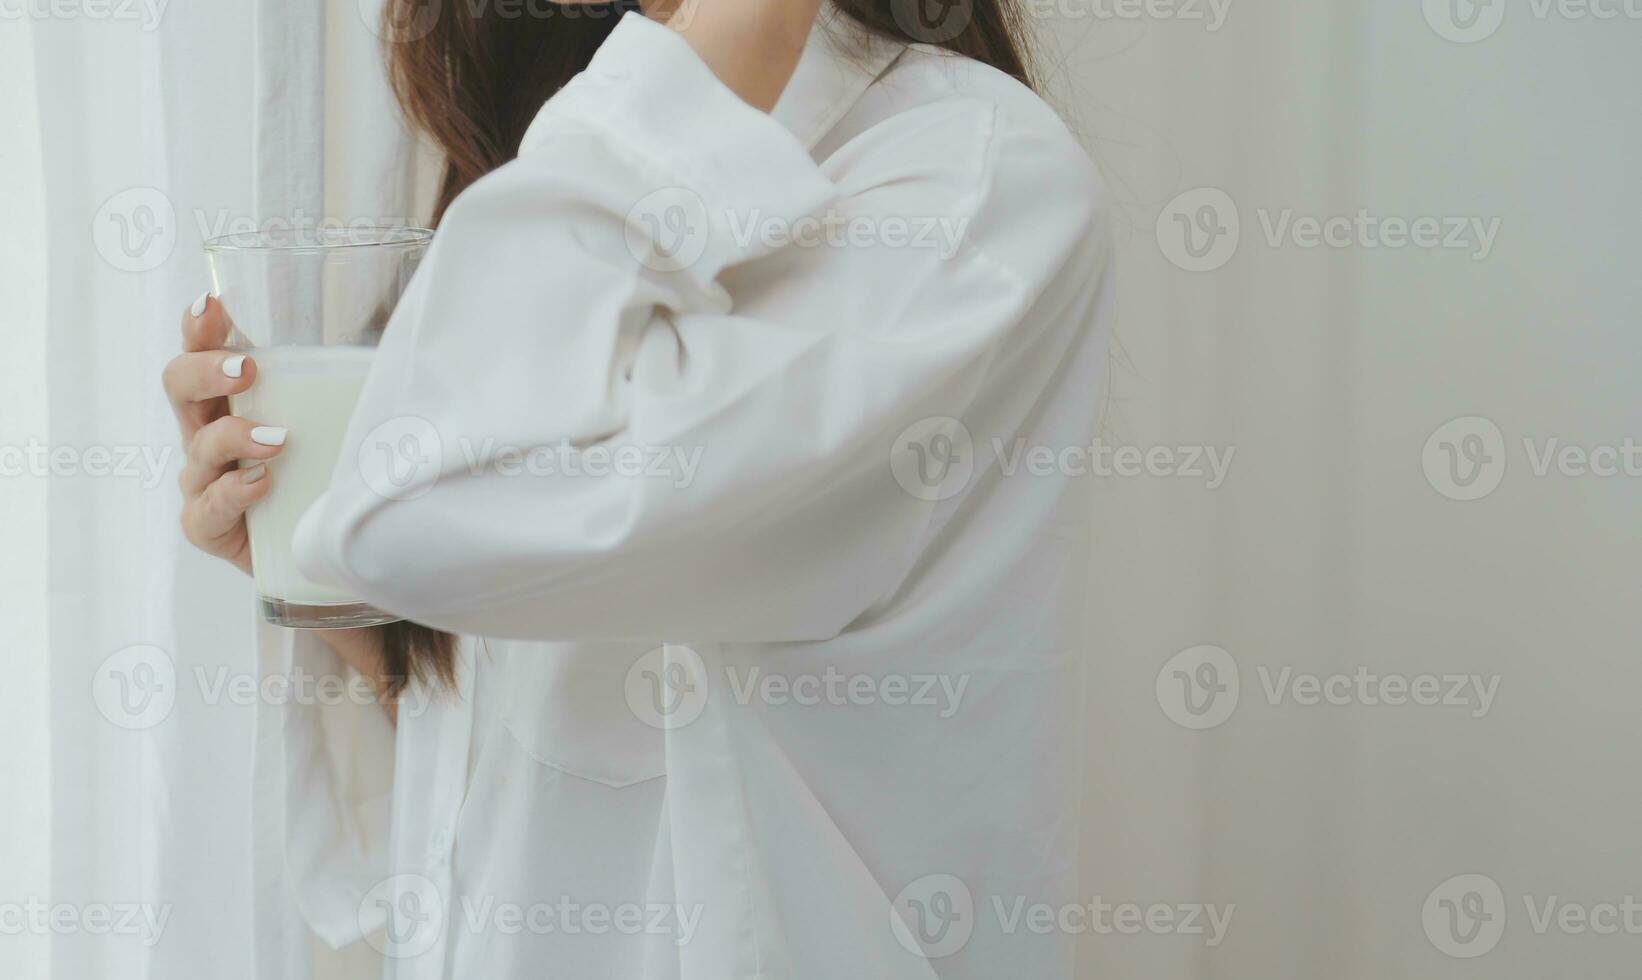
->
[164,294,400,721]
[163,294,286,574]
[665,0,826,111]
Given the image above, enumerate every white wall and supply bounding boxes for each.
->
[1049,2,1641,976]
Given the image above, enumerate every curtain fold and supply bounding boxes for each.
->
[8,3,421,978]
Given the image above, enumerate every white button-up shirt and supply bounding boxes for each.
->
[272,8,1111,979]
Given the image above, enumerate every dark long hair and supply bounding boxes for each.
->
[375,0,1036,696]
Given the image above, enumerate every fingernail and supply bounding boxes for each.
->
[192,291,211,318]
[241,463,267,485]
[222,354,246,379]
[250,426,288,447]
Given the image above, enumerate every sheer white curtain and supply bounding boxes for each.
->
[1,2,423,978]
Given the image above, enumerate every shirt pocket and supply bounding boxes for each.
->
[497,641,667,789]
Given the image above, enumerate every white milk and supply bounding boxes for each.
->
[229,345,374,608]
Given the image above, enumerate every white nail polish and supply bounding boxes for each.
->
[192,291,211,318]
[250,426,288,447]
[222,355,246,379]
[241,463,268,485]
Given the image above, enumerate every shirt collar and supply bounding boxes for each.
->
[770,7,907,151]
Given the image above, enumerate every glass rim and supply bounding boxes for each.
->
[203,225,434,254]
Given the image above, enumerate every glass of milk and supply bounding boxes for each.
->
[205,225,433,629]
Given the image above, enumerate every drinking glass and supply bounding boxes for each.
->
[205,225,433,628]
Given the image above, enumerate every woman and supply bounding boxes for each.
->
[165,0,1111,976]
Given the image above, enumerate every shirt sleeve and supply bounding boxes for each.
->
[292,13,1107,643]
